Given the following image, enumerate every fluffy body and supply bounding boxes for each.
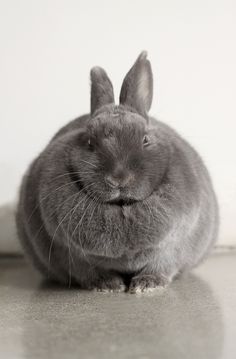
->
[16,53,219,293]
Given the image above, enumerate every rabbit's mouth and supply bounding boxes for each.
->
[107,192,138,206]
[68,165,138,206]
[109,198,137,206]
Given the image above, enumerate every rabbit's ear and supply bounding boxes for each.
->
[90,66,115,115]
[119,51,153,118]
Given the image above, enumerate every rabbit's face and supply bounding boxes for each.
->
[69,51,168,204]
[70,108,169,204]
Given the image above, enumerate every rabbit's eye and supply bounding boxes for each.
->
[142,135,150,147]
[88,138,94,151]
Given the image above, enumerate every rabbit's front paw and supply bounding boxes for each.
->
[91,276,126,293]
[129,274,169,294]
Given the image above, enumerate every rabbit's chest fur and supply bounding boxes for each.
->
[71,202,159,272]
[57,193,187,272]
[59,196,159,253]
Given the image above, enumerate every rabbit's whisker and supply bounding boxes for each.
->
[47,182,96,274]
[71,190,100,261]
[27,177,90,224]
[48,194,88,272]
[53,171,95,180]
[80,159,97,168]
[66,187,99,261]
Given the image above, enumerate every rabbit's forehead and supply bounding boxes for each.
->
[88,111,147,136]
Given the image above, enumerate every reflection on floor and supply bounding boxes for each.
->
[0,252,236,359]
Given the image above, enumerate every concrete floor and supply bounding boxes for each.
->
[0,253,236,359]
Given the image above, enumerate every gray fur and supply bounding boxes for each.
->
[90,67,114,115]
[120,51,153,118]
[16,52,219,292]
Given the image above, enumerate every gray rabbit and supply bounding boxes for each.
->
[16,52,219,293]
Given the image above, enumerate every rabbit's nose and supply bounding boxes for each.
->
[106,175,120,188]
[105,173,133,189]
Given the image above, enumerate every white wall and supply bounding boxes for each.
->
[0,0,235,245]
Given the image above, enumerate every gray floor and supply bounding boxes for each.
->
[0,253,236,359]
